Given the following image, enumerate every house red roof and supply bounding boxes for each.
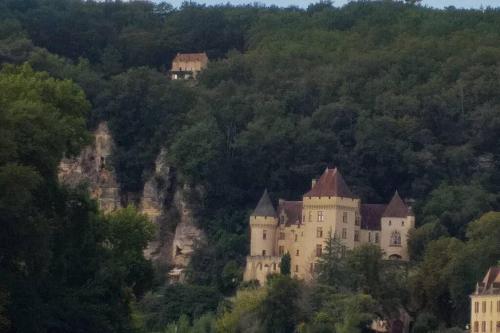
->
[304,168,355,198]
[475,267,500,295]
[278,200,302,226]
[382,191,410,218]
[173,52,208,62]
[361,204,386,230]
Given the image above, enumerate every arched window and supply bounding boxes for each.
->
[390,231,401,246]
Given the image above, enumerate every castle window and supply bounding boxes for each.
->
[483,302,487,313]
[262,250,266,256]
[273,263,276,270]
[296,249,300,256]
[482,321,486,332]
[263,230,267,240]
[317,227,323,238]
[497,300,500,312]
[375,233,380,243]
[279,246,285,256]
[475,302,479,313]
[342,228,347,239]
[316,244,322,257]
[389,220,392,226]
[295,265,299,273]
[294,234,298,242]
[390,231,401,246]
[355,213,360,226]
[279,232,285,240]
[496,322,500,332]
[354,230,359,242]
[368,232,372,242]
[343,212,348,223]
[317,211,324,222]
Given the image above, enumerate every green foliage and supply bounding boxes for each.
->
[280,252,291,276]
[408,221,448,260]
[216,287,266,333]
[105,205,156,297]
[411,211,500,327]
[259,275,303,333]
[140,284,221,331]
[104,67,195,192]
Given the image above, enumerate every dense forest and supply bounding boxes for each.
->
[2,0,500,332]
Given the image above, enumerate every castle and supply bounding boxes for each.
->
[243,167,415,284]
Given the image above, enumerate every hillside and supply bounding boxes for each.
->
[2,0,500,332]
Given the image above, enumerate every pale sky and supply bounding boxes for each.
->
[166,0,500,9]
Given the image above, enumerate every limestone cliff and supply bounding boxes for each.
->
[58,122,205,281]
[58,122,120,212]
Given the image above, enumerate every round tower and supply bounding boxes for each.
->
[249,189,277,257]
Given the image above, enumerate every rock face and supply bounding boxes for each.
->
[58,122,205,282]
[171,185,205,268]
[58,122,120,212]
[140,150,205,280]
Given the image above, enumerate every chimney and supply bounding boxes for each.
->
[311,179,317,189]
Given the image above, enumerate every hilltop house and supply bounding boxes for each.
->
[170,52,208,80]
[243,167,415,284]
[471,267,500,333]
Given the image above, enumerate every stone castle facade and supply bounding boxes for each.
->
[244,167,415,284]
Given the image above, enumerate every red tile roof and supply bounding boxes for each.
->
[361,204,386,230]
[278,200,302,226]
[304,167,355,198]
[382,191,410,218]
[475,267,500,295]
[173,52,208,62]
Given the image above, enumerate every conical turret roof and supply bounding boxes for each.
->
[304,167,355,198]
[382,191,410,217]
[252,189,277,217]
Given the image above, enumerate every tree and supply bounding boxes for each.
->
[259,275,303,333]
[316,234,348,288]
[280,252,291,276]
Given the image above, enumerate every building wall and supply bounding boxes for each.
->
[171,58,208,72]
[470,295,500,333]
[380,215,414,260]
[249,215,277,256]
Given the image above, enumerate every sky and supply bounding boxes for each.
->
[166,0,500,9]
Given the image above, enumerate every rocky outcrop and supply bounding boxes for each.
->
[58,122,120,212]
[171,185,205,267]
[58,122,205,282]
[141,151,205,280]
